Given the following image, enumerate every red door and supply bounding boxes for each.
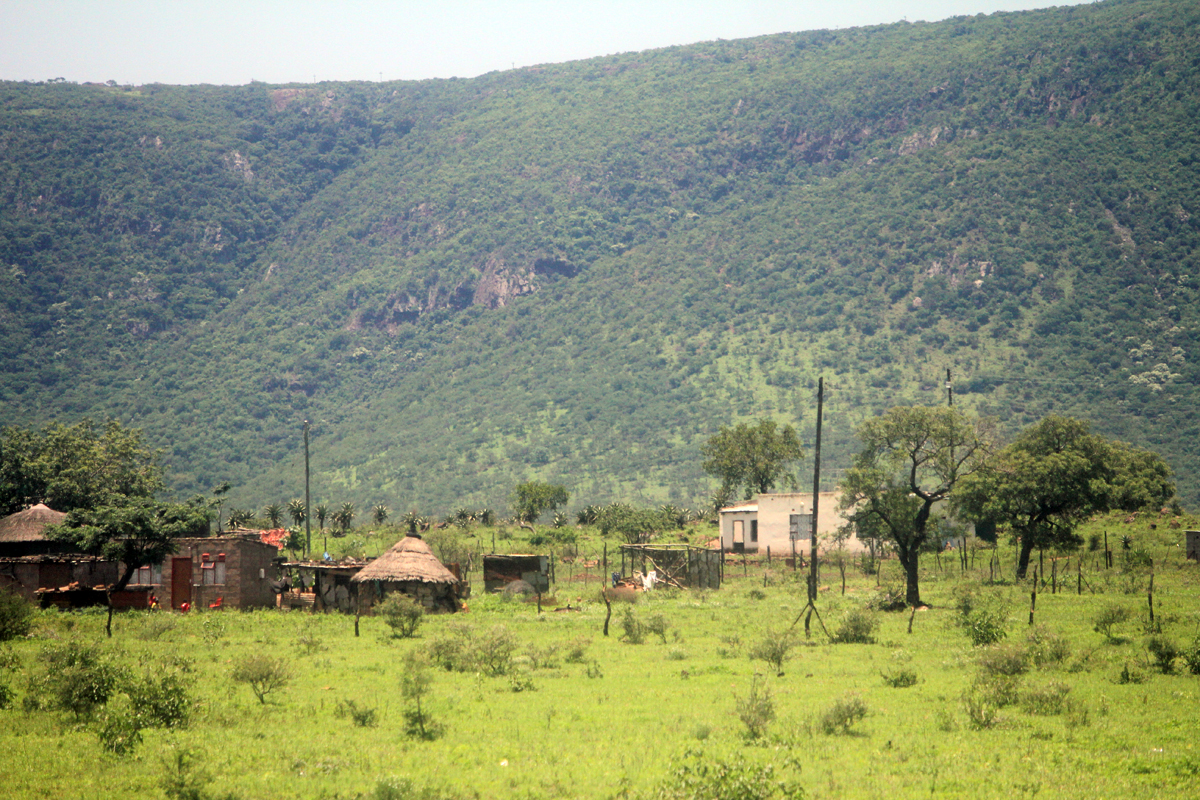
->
[171,557,192,609]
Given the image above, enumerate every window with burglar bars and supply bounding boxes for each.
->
[789,514,811,540]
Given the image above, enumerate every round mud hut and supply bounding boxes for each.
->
[351,534,461,613]
[0,503,69,557]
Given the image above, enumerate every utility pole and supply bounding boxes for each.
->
[809,376,823,603]
[946,367,953,407]
[304,420,311,561]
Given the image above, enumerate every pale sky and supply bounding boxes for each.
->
[2,1,1087,86]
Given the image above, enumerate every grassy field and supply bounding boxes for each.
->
[2,513,1199,800]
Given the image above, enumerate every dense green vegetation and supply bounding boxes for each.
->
[1,513,1198,798]
[2,0,1200,515]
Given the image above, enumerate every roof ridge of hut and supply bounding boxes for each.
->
[351,534,457,584]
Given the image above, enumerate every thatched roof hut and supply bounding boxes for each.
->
[351,534,460,612]
[0,504,70,557]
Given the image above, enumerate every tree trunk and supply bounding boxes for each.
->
[1016,535,1036,580]
[897,544,922,607]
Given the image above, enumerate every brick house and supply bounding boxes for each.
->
[146,535,279,610]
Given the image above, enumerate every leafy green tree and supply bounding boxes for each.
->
[510,481,569,524]
[45,497,211,636]
[0,420,162,516]
[954,416,1174,580]
[701,419,803,501]
[840,407,995,607]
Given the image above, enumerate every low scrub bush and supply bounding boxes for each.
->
[127,670,190,729]
[972,674,1022,708]
[644,749,804,800]
[620,606,645,644]
[962,688,1002,730]
[0,589,32,642]
[401,652,442,740]
[335,698,378,728]
[429,623,516,675]
[377,594,424,639]
[1020,680,1072,715]
[1117,662,1147,684]
[735,676,775,740]
[1025,626,1071,667]
[24,639,126,718]
[135,615,177,642]
[98,706,143,757]
[867,586,906,612]
[1182,638,1200,675]
[564,636,591,664]
[819,695,868,735]
[231,654,292,704]
[644,613,669,644]
[881,667,919,688]
[831,607,879,644]
[1093,604,1131,641]
[749,630,797,676]
[977,643,1029,677]
[1146,635,1180,674]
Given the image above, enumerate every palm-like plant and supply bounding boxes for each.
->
[373,504,389,525]
[333,502,355,536]
[402,510,422,535]
[315,503,329,532]
[287,499,306,527]
[227,508,254,529]
[264,503,284,528]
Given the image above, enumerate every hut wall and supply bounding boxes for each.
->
[158,537,278,610]
[381,580,458,613]
[0,557,119,603]
[1187,530,1200,561]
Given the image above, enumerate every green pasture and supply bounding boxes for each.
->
[2,515,1199,799]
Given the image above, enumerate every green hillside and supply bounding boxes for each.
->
[3,0,1200,514]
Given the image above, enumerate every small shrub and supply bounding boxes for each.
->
[1021,681,1072,715]
[135,615,177,641]
[1116,662,1146,684]
[819,695,868,735]
[1025,626,1071,667]
[127,671,190,729]
[0,589,33,642]
[585,660,604,679]
[644,613,669,644]
[429,624,515,675]
[335,698,378,727]
[747,588,767,601]
[666,647,688,661]
[564,636,591,664]
[1093,604,1131,641]
[620,606,645,644]
[962,689,1001,730]
[400,652,442,740]
[735,676,775,740]
[749,630,797,676]
[1146,635,1180,674]
[98,708,143,757]
[971,674,1022,707]
[524,643,560,670]
[199,615,226,644]
[24,639,126,718]
[977,643,1029,676]
[508,672,536,692]
[962,600,1009,646]
[1182,638,1200,675]
[881,668,919,688]
[867,585,907,612]
[295,630,327,655]
[0,680,13,709]
[231,654,292,704]
[377,593,424,639]
[646,749,804,800]
[831,607,879,644]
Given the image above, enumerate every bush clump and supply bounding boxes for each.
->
[429,623,516,675]
[23,640,126,719]
[1093,604,1131,641]
[231,654,292,704]
[1025,626,1071,667]
[1146,635,1180,674]
[749,630,797,676]
[645,749,804,800]
[0,589,33,641]
[819,695,868,735]
[735,676,775,740]
[377,593,424,639]
[831,607,879,644]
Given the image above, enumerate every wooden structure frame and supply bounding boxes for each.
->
[618,544,722,589]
